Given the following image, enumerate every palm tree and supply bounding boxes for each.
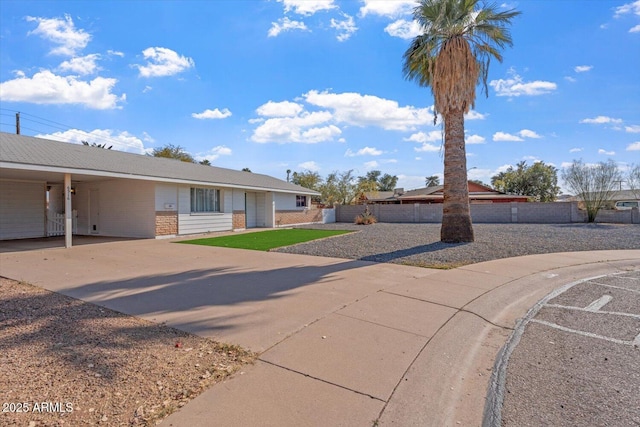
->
[425,175,440,187]
[404,0,520,243]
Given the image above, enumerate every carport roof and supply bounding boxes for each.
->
[0,132,319,195]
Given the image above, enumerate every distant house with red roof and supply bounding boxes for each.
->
[360,181,529,204]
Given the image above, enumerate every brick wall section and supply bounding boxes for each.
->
[275,209,323,226]
[155,211,178,236]
[336,202,638,224]
[232,211,246,230]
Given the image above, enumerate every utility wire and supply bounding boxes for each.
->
[0,108,147,151]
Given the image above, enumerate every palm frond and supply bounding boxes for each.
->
[403,0,521,113]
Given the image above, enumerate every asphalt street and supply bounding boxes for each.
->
[489,270,640,427]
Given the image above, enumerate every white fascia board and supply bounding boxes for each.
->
[0,162,320,195]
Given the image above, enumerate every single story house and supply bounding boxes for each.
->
[0,132,321,246]
[360,181,530,204]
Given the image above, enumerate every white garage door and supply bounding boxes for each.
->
[0,180,45,240]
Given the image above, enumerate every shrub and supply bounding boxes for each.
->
[355,208,377,225]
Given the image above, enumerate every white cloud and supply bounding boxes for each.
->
[384,19,422,39]
[364,161,379,169]
[251,111,340,143]
[304,90,432,131]
[614,1,640,32]
[574,65,593,73]
[299,161,321,171]
[196,146,232,162]
[0,70,124,109]
[277,0,337,15]
[331,13,357,41]
[268,17,309,37]
[26,14,91,56]
[627,141,640,151]
[466,134,486,144]
[598,149,616,155]
[301,125,342,143]
[493,132,524,142]
[345,146,383,157]
[414,143,441,152]
[580,116,623,124]
[192,108,232,120]
[569,147,583,153]
[58,54,101,75]
[135,47,194,77]
[464,110,486,120]
[142,132,154,143]
[625,125,640,133]
[564,76,577,83]
[519,129,542,139]
[614,1,640,18]
[142,85,152,93]
[404,131,442,143]
[256,100,303,117]
[360,0,418,18]
[107,50,124,57]
[490,69,557,97]
[36,129,146,153]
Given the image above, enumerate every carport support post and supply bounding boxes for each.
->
[64,173,72,248]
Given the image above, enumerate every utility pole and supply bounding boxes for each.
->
[15,112,21,135]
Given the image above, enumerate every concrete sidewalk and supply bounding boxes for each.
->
[1,238,638,426]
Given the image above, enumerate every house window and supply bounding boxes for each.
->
[296,195,307,208]
[190,188,220,213]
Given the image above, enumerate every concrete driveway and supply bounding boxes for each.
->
[1,237,639,426]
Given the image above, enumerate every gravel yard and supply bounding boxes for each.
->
[0,278,255,427]
[275,223,640,268]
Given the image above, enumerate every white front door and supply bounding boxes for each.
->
[245,192,257,228]
[89,189,99,234]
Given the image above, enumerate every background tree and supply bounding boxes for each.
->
[562,159,621,222]
[241,167,252,172]
[320,170,357,205]
[425,175,440,187]
[379,173,398,191]
[291,171,322,191]
[82,140,112,149]
[491,161,560,202]
[404,0,520,242]
[151,144,195,163]
[627,164,640,200]
[199,159,211,166]
[357,170,398,192]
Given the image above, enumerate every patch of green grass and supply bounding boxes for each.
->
[177,229,352,251]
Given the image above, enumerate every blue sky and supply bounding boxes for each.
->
[1,0,639,191]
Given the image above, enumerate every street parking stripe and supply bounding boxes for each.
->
[544,303,640,319]
[590,282,640,294]
[530,319,636,346]
[585,295,612,311]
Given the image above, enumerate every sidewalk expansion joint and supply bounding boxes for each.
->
[459,309,515,331]
[333,311,430,338]
[257,359,387,403]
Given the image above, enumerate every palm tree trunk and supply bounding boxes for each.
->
[441,109,474,243]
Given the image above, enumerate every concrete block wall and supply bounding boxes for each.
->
[335,202,639,224]
[470,203,512,223]
[155,211,178,236]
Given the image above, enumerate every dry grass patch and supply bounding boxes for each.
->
[0,278,255,426]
